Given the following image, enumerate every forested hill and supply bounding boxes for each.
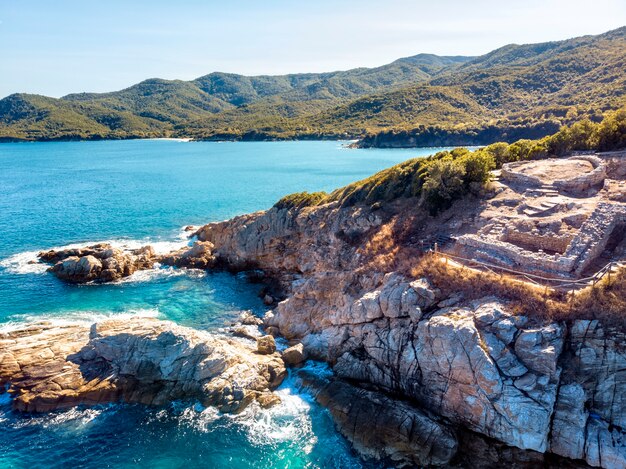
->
[1,26,625,145]
[0,54,470,142]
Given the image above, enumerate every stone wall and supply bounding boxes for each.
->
[459,202,626,278]
[504,229,572,254]
[457,234,577,276]
[501,162,544,187]
[567,202,626,274]
[553,156,606,194]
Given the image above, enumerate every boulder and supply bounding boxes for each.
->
[256,335,276,354]
[158,241,216,269]
[282,343,307,366]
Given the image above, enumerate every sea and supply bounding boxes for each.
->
[0,139,449,468]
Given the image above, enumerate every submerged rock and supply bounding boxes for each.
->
[0,318,286,413]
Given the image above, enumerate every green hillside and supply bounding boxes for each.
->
[0,54,469,141]
[1,27,625,145]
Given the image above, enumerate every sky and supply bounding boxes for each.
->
[1,0,625,98]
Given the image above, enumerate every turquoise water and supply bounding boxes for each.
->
[0,140,447,468]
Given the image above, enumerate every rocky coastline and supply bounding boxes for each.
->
[189,200,625,468]
[2,188,624,467]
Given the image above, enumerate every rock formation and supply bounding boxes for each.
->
[158,240,217,269]
[0,317,286,413]
[39,243,156,283]
[299,371,458,467]
[190,200,626,468]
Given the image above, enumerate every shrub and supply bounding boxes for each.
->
[593,107,626,151]
[273,191,328,210]
[458,150,496,187]
[422,158,466,213]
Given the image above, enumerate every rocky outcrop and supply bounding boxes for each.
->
[194,204,383,275]
[158,241,217,269]
[0,318,286,413]
[270,281,563,453]
[300,372,458,467]
[191,201,625,468]
[39,243,156,283]
[550,320,626,467]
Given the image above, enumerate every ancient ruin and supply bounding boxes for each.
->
[455,152,626,279]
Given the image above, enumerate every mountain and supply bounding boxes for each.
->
[303,26,626,142]
[0,54,471,141]
[1,27,625,144]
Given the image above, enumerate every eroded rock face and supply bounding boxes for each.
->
[157,202,624,467]
[300,372,458,468]
[39,244,156,283]
[270,285,563,452]
[0,318,286,413]
[550,320,626,467]
[194,204,382,274]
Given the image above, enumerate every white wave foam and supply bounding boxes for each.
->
[0,250,49,274]
[235,387,315,448]
[0,227,193,276]
[0,308,161,333]
[11,406,107,432]
[115,265,206,284]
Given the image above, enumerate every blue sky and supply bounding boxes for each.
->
[1,0,625,98]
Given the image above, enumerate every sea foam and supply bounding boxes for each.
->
[0,308,162,333]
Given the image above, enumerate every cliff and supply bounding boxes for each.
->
[193,198,626,468]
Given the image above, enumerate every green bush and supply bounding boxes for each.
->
[593,107,626,151]
[273,191,328,210]
[422,158,466,213]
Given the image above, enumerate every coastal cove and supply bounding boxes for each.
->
[0,140,446,468]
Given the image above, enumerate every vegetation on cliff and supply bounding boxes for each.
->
[274,107,626,214]
[1,27,625,144]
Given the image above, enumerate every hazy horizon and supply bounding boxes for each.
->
[1,0,626,99]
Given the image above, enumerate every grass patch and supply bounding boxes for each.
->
[409,253,626,330]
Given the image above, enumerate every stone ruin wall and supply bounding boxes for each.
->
[595,150,626,178]
[459,202,626,278]
[567,203,626,274]
[504,229,573,254]
[501,155,607,193]
[458,234,577,276]
[500,162,544,187]
[553,156,606,193]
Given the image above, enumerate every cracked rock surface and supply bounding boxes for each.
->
[193,201,626,468]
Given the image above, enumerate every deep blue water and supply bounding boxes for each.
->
[0,140,449,468]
